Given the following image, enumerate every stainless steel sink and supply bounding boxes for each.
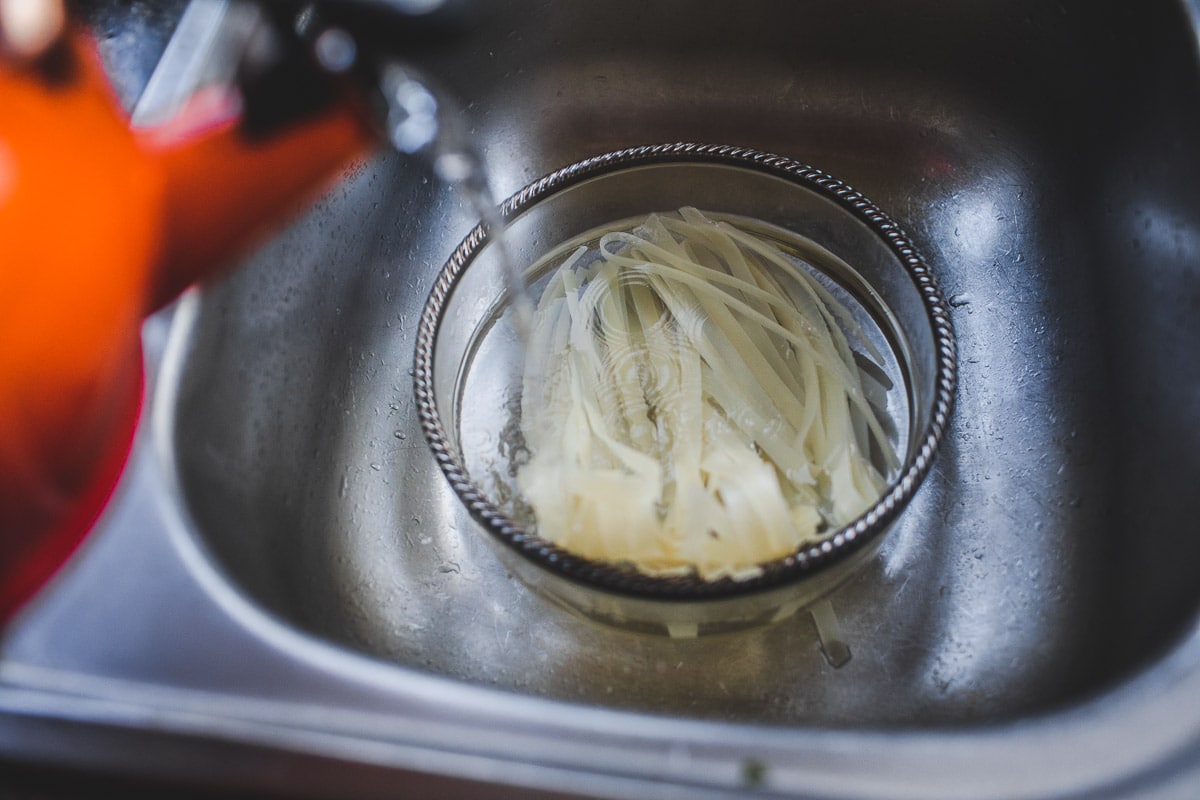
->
[3,0,1200,796]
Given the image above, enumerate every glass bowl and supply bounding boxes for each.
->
[414,143,956,636]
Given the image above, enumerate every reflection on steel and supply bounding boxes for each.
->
[3,0,1200,797]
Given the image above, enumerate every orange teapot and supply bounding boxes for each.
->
[0,27,376,620]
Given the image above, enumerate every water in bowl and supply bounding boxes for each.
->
[454,209,912,580]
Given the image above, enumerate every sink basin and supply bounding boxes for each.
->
[167,0,1200,726]
[4,0,1200,796]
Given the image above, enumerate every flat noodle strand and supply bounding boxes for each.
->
[515,209,898,580]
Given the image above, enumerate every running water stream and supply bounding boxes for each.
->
[378,63,534,345]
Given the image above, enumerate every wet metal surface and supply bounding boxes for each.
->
[2,1,1200,797]
[168,0,1195,725]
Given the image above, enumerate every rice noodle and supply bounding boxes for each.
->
[515,208,897,581]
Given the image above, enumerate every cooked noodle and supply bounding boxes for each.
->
[516,208,897,581]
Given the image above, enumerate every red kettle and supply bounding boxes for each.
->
[0,27,375,620]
